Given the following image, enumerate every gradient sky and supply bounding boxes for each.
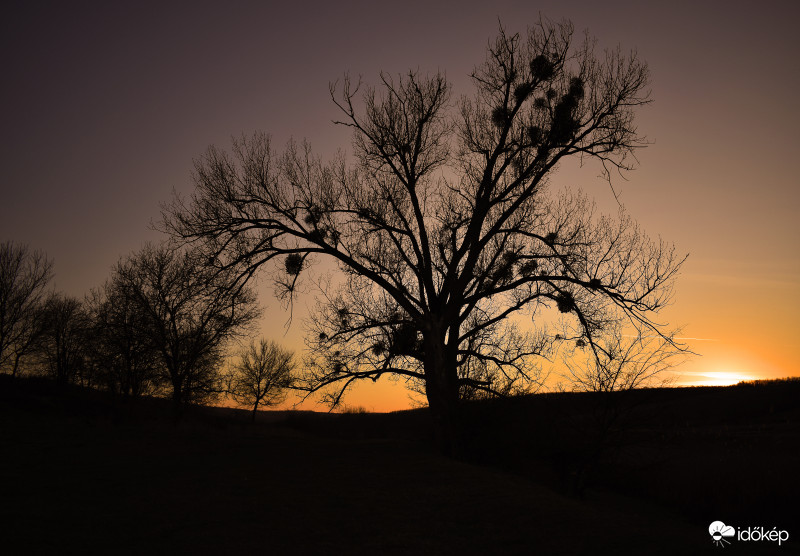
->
[2,0,798,410]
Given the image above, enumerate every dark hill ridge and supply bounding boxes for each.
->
[286,379,800,525]
[1,375,797,554]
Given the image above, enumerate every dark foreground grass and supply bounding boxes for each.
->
[1,376,797,555]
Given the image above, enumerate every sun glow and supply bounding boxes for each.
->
[676,371,757,387]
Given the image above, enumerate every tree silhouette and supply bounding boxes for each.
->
[38,293,90,388]
[164,19,683,453]
[555,324,687,496]
[86,279,162,399]
[0,241,53,377]
[111,244,259,410]
[563,324,684,393]
[228,338,295,421]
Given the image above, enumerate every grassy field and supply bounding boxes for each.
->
[1,376,797,554]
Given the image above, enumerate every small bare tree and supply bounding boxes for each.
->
[563,323,684,393]
[0,241,53,377]
[228,338,295,421]
[555,324,687,495]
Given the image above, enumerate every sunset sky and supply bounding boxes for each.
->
[2,1,798,411]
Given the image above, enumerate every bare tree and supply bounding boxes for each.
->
[112,243,260,410]
[37,293,90,388]
[563,323,684,393]
[85,281,162,399]
[228,338,295,421]
[0,241,53,377]
[164,19,683,453]
[555,324,687,496]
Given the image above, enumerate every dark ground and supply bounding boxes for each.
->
[1,375,798,555]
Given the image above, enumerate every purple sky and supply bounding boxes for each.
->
[2,0,798,408]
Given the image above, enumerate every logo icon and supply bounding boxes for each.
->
[709,521,736,547]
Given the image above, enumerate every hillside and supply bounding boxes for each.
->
[1,376,797,554]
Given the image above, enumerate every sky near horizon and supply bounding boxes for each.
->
[1,0,798,410]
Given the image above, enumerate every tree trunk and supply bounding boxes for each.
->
[171,375,184,418]
[423,337,463,457]
[11,353,22,378]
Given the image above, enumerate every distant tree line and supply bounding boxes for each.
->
[2,214,680,418]
[0,240,295,416]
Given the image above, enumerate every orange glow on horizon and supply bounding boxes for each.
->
[673,371,758,387]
